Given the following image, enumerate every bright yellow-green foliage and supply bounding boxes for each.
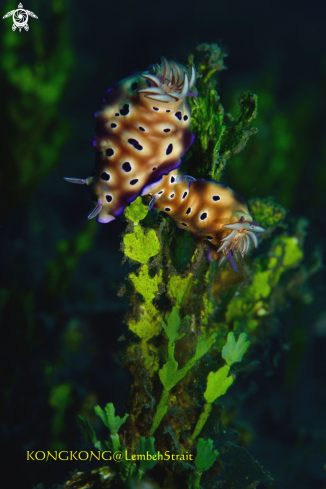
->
[130,265,162,303]
[150,307,217,435]
[123,200,163,342]
[222,332,251,366]
[123,226,160,264]
[128,298,162,341]
[195,438,219,472]
[204,365,234,403]
[280,236,303,267]
[249,198,287,229]
[162,306,183,343]
[128,265,163,340]
[124,197,148,224]
[225,232,304,331]
[167,273,195,308]
[94,403,128,436]
[159,312,216,392]
[191,332,250,443]
[124,202,163,340]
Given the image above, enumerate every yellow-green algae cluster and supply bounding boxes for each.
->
[75,46,319,489]
[80,194,307,487]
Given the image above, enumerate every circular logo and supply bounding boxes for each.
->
[13,9,28,28]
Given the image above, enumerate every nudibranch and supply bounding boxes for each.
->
[143,169,265,271]
[65,58,197,223]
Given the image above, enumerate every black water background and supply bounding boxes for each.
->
[1,0,326,487]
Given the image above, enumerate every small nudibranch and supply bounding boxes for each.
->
[64,58,197,224]
[143,170,265,271]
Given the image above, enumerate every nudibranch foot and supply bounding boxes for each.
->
[97,213,115,224]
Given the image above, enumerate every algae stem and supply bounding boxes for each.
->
[190,402,212,441]
[149,389,169,435]
[189,471,202,489]
[110,433,121,452]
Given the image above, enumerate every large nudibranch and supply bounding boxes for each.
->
[64,57,264,271]
[143,169,265,271]
[65,58,197,224]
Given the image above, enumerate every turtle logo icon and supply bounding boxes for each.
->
[2,2,38,32]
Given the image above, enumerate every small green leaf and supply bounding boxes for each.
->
[162,307,182,343]
[138,437,158,472]
[222,332,250,366]
[78,415,97,445]
[123,226,160,263]
[193,333,217,363]
[159,349,180,391]
[167,274,195,308]
[195,438,219,472]
[204,365,234,404]
[94,403,128,436]
[77,415,106,451]
[124,196,148,223]
[159,333,217,392]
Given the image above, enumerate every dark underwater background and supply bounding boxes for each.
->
[1,0,326,487]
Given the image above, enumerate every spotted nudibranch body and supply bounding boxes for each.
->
[143,169,265,270]
[65,58,196,224]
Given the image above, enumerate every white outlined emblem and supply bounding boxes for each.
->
[2,3,38,32]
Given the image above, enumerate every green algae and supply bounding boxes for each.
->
[195,438,219,472]
[72,44,316,489]
[124,196,149,224]
[167,273,195,308]
[222,332,251,366]
[190,333,250,443]
[123,199,164,341]
[150,307,217,435]
[189,87,258,181]
[280,236,303,267]
[123,226,160,264]
[249,198,287,228]
[188,438,219,489]
[138,437,158,473]
[94,403,129,437]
